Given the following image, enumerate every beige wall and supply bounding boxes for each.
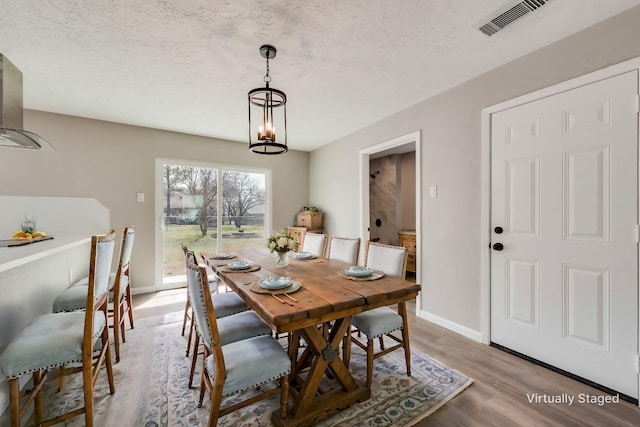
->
[0,111,309,289]
[309,6,640,335]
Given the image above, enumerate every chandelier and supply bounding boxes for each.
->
[248,45,287,154]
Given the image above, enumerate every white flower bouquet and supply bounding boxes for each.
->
[267,229,299,254]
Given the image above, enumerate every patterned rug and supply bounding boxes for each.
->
[22,312,472,426]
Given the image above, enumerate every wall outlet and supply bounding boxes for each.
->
[429,185,438,198]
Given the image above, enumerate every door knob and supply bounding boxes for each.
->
[492,243,504,251]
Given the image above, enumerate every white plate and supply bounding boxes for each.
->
[292,251,314,259]
[227,261,251,270]
[345,266,374,277]
[259,276,293,289]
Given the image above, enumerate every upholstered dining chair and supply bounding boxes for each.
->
[180,243,222,349]
[344,241,410,387]
[185,251,267,388]
[326,236,361,265]
[52,226,136,363]
[286,226,306,249]
[186,261,290,426]
[301,232,327,257]
[0,231,117,427]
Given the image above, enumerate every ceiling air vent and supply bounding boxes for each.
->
[478,0,551,36]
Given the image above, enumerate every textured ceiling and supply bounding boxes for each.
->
[1,0,640,151]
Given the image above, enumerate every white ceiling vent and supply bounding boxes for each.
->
[478,0,551,36]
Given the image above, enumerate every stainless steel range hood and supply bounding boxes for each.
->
[0,54,54,151]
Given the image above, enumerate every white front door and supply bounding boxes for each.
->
[490,71,639,398]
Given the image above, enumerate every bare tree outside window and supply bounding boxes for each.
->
[223,171,265,230]
[164,166,217,236]
[161,163,266,282]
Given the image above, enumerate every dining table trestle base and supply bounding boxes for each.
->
[205,248,420,426]
[270,380,370,427]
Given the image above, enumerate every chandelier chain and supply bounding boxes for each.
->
[264,56,271,85]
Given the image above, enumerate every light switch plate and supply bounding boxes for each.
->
[136,192,145,202]
[429,185,437,198]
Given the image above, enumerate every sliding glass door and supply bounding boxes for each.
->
[156,159,269,289]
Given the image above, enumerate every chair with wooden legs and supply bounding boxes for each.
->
[184,251,267,388]
[0,231,117,427]
[52,226,136,363]
[180,244,226,356]
[326,235,361,264]
[110,226,135,362]
[301,232,327,257]
[343,241,411,387]
[286,226,306,250]
[186,261,290,426]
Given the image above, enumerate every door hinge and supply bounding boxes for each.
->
[636,355,640,374]
[636,225,640,244]
[636,94,640,114]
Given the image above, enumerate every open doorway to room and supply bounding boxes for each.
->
[369,150,417,280]
[155,159,270,290]
[359,131,421,308]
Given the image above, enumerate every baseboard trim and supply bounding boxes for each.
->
[418,309,482,343]
[490,342,638,405]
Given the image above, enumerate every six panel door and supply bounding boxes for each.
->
[490,71,639,398]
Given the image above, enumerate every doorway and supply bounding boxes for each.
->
[482,68,639,401]
[359,131,422,308]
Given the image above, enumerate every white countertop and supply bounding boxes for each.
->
[0,234,92,273]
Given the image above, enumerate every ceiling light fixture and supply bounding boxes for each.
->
[248,45,287,155]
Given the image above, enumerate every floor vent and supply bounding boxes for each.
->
[479,0,551,36]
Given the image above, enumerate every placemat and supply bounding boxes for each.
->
[249,281,302,295]
[337,270,385,281]
[217,264,261,273]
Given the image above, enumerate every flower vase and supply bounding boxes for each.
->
[274,251,289,268]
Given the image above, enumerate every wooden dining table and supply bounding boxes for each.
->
[205,247,421,427]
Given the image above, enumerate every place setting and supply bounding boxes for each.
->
[338,266,385,281]
[208,252,236,260]
[217,260,261,273]
[202,251,238,267]
[249,276,301,305]
[290,251,316,260]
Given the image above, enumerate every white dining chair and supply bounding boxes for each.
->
[344,241,410,387]
[186,261,290,426]
[326,236,360,265]
[301,232,327,257]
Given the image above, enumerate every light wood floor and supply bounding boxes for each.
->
[132,289,640,426]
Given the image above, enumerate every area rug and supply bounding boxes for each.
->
[28,312,472,426]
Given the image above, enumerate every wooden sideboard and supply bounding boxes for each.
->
[398,230,416,273]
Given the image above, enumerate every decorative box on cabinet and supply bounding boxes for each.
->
[296,210,323,229]
[398,230,416,273]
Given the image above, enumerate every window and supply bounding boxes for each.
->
[156,159,269,289]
